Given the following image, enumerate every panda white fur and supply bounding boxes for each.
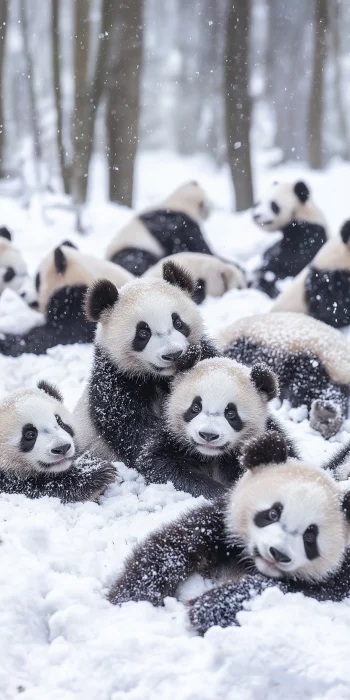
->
[251,181,327,298]
[134,357,297,499]
[73,262,219,467]
[109,430,350,635]
[143,252,246,304]
[0,380,117,501]
[219,312,350,439]
[105,182,213,276]
[0,227,28,295]
[0,242,133,356]
[272,220,350,328]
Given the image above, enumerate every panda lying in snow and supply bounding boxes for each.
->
[0,381,117,502]
[272,220,350,328]
[252,181,327,298]
[0,242,133,356]
[73,262,219,468]
[219,311,350,439]
[109,431,350,635]
[105,182,213,276]
[134,357,297,499]
[0,226,29,296]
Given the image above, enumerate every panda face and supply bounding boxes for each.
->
[0,240,28,294]
[252,182,305,232]
[96,279,203,377]
[227,461,347,582]
[166,358,269,456]
[0,392,76,473]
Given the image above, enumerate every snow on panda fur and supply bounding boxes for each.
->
[105,182,213,276]
[218,311,350,439]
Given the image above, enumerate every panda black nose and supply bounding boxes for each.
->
[199,431,220,443]
[269,547,291,564]
[162,350,183,361]
[51,443,71,456]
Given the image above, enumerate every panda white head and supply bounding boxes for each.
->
[162,181,210,222]
[252,181,320,232]
[165,358,278,457]
[0,381,76,474]
[85,262,204,377]
[226,431,350,582]
[0,227,28,295]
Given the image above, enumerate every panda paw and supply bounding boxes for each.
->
[187,585,241,635]
[310,400,343,439]
[175,343,202,372]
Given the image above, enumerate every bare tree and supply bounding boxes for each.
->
[52,0,70,193]
[0,0,8,173]
[329,0,350,160]
[308,0,328,169]
[224,0,253,211]
[106,0,143,206]
[20,0,43,194]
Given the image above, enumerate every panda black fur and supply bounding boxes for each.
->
[220,312,350,439]
[252,181,327,298]
[109,431,350,634]
[0,226,29,295]
[272,220,350,328]
[73,262,219,467]
[0,381,117,502]
[143,252,247,304]
[134,357,298,499]
[105,182,213,276]
[0,243,133,356]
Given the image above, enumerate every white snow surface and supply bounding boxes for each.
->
[1,152,350,699]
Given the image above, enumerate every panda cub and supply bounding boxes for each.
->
[220,311,350,438]
[0,381,117,502]
[105,182,213,276]
[0,226,29,295]
[135,357,297,499]
[0,242,133,356]
[73,262,218,467]
[109,431,350,635]
[272,220,350,328]
[252,181,327,298]
[143,252,246,304]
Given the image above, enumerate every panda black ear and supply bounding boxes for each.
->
[60,240,78,250]
[54,247,67,275]
[37,380,63,403]
[163,261,196,296]
[294,181,310,203]
[250,363,279,402]
[84,279,119,322]
[0,226,12,241]
[340,220,350,245]
[341,489,350,522]
[243,431,288,470]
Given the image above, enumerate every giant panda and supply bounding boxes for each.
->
[143,252,246,304]
[73,262,219,467]
[0,226,29,295]
[109,431,350,635]
[219,311,350,439]
[251,181,327,298]
[0,242,133,356]
[0,380,117,502]
[105,182,213,277]
[272,220,350,328]
[134,357,297,499]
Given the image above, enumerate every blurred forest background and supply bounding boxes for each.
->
[0,0,346,217]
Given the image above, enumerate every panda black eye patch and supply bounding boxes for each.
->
[20,424,38,452]
[254,502,283,528]
[55,414,74,437]
[133,322,152,351]
[172,313,190,337]
[271,201,280,215]
[303,524,319,560]
[3,266,15,283]
[35,272,41,292]
[183,396,202,422]
[224,403,243,431]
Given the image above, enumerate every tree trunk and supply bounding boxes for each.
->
[329,0,349,160]
[52,0,71,194]
[308,0,327,169]
[20,0,43,192]
[106,0,143,207]
[224,0,253,212]
[0,0,7,174]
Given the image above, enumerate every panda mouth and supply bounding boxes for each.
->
[39,458,72,470]
[192,439,229,453]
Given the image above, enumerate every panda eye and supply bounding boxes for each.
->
[173,317,182,331]
[304,525,317,544]
[3,266,15,282]
[172,312,190,337]
[137,327,150,339]
[271,201,280,215]
[23,426,37,441]
[269,507,280,522]
[184,396,202,422]
[226,407,236,420]
[254,502,283,527]
[191,402,201,414]
[303,524,319,560]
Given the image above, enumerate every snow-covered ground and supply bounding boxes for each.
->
[1,152,350,699]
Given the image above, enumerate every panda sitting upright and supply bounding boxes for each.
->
[252,181,327,298]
